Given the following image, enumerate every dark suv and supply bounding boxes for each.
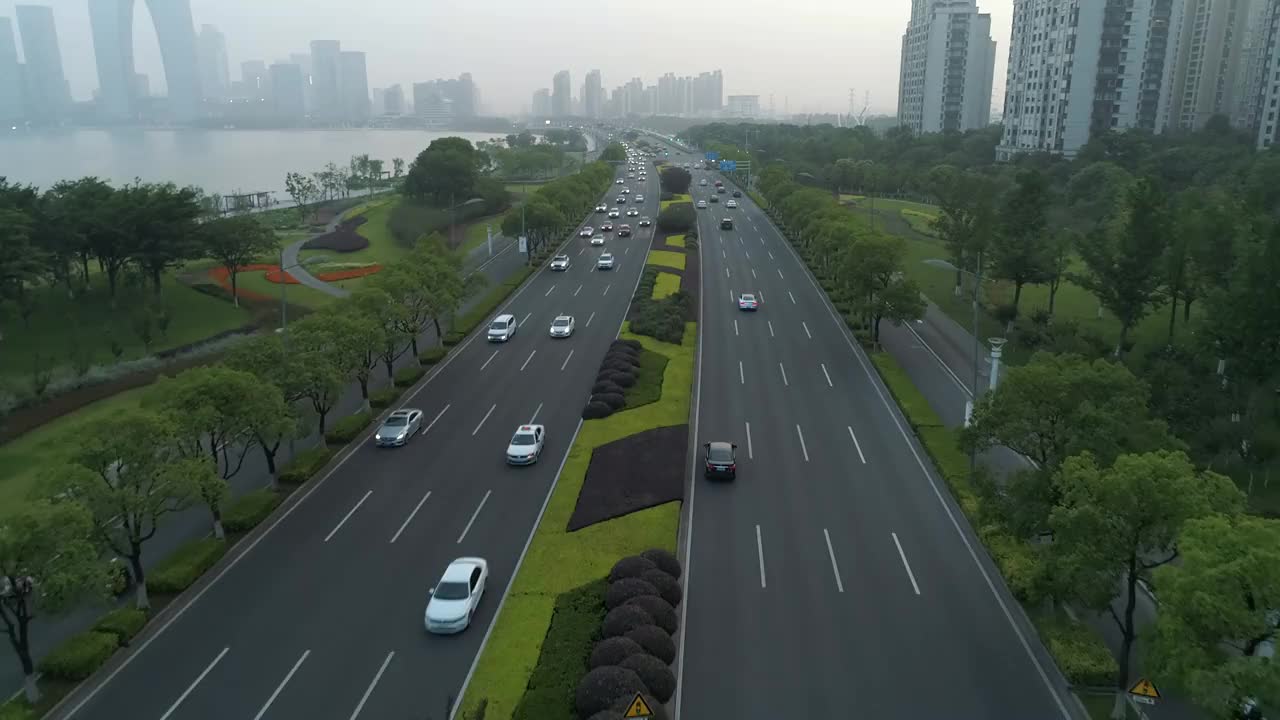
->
[703,441,737,480]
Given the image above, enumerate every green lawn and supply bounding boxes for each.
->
[459,323,693,719]
[652,272,681,300]
[298,197,406,268]
[660,193,692,211]
[0,385,152,520]
[455,214,507,257]
[231,271,337,310]
[0,274,250,382]
[646,250,686,272]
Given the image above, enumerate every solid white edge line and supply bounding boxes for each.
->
[453,223,651,717]
[420,404,450,435]
[822,363,833,388]
[348,651,394,720]
[755,524,767,589]
[456,490,492,544]
[848,426,867,464]
[471,403,496,436]
[529,402,543,424]
[892,532,921,595]
[905,321,973,395]
[745,421,753,459]
[158,647,229,720]
[765,205,1075,719]
[390,491,432,544]
[796,424,809,462]
[520,350,536,372]
[480,350,498,371]
[323,490,372,543]
[560,349,574,371]
[56,188,598,720]
[823,529,845,593]
[252,649,310,720]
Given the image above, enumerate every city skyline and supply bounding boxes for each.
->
[0,0,1019,116]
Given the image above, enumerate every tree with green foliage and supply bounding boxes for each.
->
[222,333,307,478]
[1146,514,1280,720]
[838,234,925,346]
[350,287,413,383]
[199,216,280,307]
[0,500,109,704]
[1042,228,1077,315]
[1049,450,1242,719]
[659,166,692,195]
[599,143,626,163]
[114,181,205,296]
[150,366,288,536]
[503,197,565,258]
[284,172,319,222]
[990,169,1053,319]
[45,410,208,609]
[927,165,996,297]
[0,206,44,332]
[403,137,480,206]
[1064,161,1133,232]
[322,307,385,409]
[1076,178,1171,356]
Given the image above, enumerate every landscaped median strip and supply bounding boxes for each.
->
[651,273,681,301]
[458,323,695,720]
[664,235,686,249]
[645,250,686,272]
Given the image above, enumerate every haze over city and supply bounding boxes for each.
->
[0,0,1014,114]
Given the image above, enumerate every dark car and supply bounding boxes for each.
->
[733,190,743,198]
[704,441,737,480]
[617,224,632,237]
[709,195,719,203]
[717,186,726,194]
[601,221,614,232]
[720,218,733,230]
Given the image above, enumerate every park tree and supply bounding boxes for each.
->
[503,198,565,258]
[927,166,996,297]
[150,366,289,533]
[1049,450,1242,719]
[350,287,413,383]
[659,166,692,195]
[0,500,109,704]
[1076,178,1171,356]
[46,410,207,609]
[199,216,279,307]
[1042,228,1077,315]
[990,169,1053,319]
[307,308,383,409]
[385,240,476,352]
[117,181,205,296]
[1146,514,1280,720]
[403,137,480,205]
[392,157,406,178]
[599,143,627,164]
[284,172,319,222]
[0,206,44,331]
[1064,161,1133,232]
[222,333,306,477]
[839,234,926,346]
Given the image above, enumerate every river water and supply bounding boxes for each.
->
[0,128,508,198]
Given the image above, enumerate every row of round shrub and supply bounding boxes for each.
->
[582,340,645,419]
[575,548,684,717]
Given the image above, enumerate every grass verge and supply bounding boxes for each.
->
[659,193,691,211]
[625,350,668,409]
[511,579,607,720]
[646,250,686,272]
[458,323,694,719]
[456,215,506,257]
[651,272,681,300]
[664,235,686,249]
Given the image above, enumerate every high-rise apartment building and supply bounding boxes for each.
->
[552,70,571,116]
[0,17,24,123]
[15,5,69,123]
[197,24,228,100]
[339,50,369,121]
[1161,0,1255,132]
[997,0,1182,160]
[1248,0,1280,147]
[269,62,305,120]
[456,72,476,117]
[898,0,996,133]
[532,87,551,116]
[241,60,269,101]
[309,40,342,120]
[383,84,405,115]
[585,69,603,118]
[727,95,761,117]
[90,0,202,121]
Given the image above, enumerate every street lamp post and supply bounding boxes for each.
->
[278,251,328,459]
[923,252,990,469]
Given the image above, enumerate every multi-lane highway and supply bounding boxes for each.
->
[52,159,656,720]
[671,153,1085,719]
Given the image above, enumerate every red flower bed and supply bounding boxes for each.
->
[207,263,383,298]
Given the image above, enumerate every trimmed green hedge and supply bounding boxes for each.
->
[1033,609,1118,688]
[223,489,284,533]
[369,386,402,410]
[512,578,608,720]
[395,365,427,385]
[39,630,119,681]
[279,446,336,485]
[325,410,373,445]
[625,350,668,410]
[92,607,148,645]
[0,699,37,720]
[419,347,449,365]
[149,538,229,595]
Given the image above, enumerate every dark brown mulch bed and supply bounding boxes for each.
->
[567,424,688,532]
[302,216,369,252]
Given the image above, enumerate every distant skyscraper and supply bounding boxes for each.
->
[15,5,69,123]
[383,83,404,114]
[241,60,269,101]
[898,0,996,133]
[532,87,551,116]
[89,0,202,121]
[997,0,1182,160]
[552,70,571,117]
[456,72,476,117]
[288,52,313,112]
[585,69,603,118]
[269,62,305,121]
[133,72,149,98]
[309,40,341,120]
[197,24,228,100]
[1160,0,1255,132]
[338,50,369,121]
[1248,0,1280,148]
[0,17,24,123]
[726,95,760,117]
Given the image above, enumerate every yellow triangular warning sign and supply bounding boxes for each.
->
[1129,678,1161,699]
[623,692,654,718]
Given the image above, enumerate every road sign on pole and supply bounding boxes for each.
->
[1128,678,1160,705]
[705,151,720,161]
[518,236,528,254]
[719,160,737,172]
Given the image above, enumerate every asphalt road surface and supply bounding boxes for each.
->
[53,160,657,720]
[670,153,1085,720]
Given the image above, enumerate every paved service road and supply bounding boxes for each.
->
[671,152,1085,719]
[54,161,658,720]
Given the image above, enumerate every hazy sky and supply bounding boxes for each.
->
[1,0,1013,115]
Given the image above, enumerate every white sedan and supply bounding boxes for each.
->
[738,293,760,311]
[726,199,738,208]
[425,558,489,634]
[597,252,615,270]
[507,424,546,465]
[550,315,575,338]
[591,235,606,246]
[579,226,594,238]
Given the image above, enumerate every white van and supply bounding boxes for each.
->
[488,314,517,342]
